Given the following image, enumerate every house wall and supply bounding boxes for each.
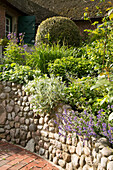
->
[74,19,101,36]
[0,2,23,38]
[0,5,5,38]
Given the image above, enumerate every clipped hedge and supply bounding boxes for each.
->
[36,16,80,47]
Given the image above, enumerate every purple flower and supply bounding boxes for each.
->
[19,33,22,36]
[107,105,110,109]
[111,105,113,109]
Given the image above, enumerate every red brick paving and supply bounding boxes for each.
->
[0,141,59,170]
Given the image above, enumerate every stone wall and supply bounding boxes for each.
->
[0,81,113,170]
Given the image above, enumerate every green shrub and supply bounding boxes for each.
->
[26,43,77,74]
[3,42,27,65]
[48,55,96,80]
[0,38,9,47]
[24,75,66,113]
[35,16,80,47]
[0,63,41,84]
[64,77,107,113]
[3,33,29,65]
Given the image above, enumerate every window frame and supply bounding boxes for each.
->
[5,15,12,37]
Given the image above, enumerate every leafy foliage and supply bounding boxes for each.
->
[0,63,41,84]
[24,75,66,113]
[48,55,96,80]
[91,70,113,105]
[64,77,107,113]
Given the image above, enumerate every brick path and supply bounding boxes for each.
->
[0,140,59,170]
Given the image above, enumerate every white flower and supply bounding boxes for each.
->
[108,112,113,121]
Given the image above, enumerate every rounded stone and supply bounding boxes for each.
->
[6,105,13,112]
[25,139,35,152]
[83,164,91,170]
[37,125,43,130]
[49,145,53,153]
[62,144,69,152]
[76,142,83,156]
[66,137,72,145]
[62,152,71,163]
[71,154,80,168]
[10,100,15,106]
[80,155,85,167]
[68,146,76,154]
[25,119,30,125]
[23,96,28,102]
[20,117,25,124]
[0,128,5,133]
[28,111,34,117]
[14,105,20,113]
[39,117,44,124]
[58,159,66,168]
[29,124,37,132]
[18,112,23,117]
[10,129,15,138]
[20,141,26,147]
[4,125,11,130]
[25,102,30,106]
[7,81,12,86]
[0,93,6,99]
[53,157,58,165]
[0,104,6,124]
[84,147,90,156]
[12,87,17,91]
[107,161,113,170]
[43,123,49,131]
[15,128,20,138]
[101,147,113,157]
[38,140,44,147]
[20,131,27,140]
[4,86,11,93]
[85,156,92,166]
[49,154,53,161]
[29,118,34,123]
[14,116,20,122]
[108,155,113,161]
[20,125,28,131]
[8,113,12,120]
[39,148,45,155]
[34,119,38,124]
[24,107,30,112]
[27,132,31,140]
[45,150,49,159]
[101,157,108,168]
[66,162,73,170]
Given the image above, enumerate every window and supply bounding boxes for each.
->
[5,15,12,37]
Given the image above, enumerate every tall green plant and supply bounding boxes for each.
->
[26,43,76,74]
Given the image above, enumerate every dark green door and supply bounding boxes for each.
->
[18,16,36,44]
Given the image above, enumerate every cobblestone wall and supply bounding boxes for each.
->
[0,81,113,170]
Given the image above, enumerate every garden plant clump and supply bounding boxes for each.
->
[0,0,113,146]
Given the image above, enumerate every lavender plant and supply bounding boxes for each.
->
[3,32,28,65]
[55,106,113,144]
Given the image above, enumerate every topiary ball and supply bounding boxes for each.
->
[35,16,80,47]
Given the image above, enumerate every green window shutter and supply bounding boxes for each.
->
[18,16,36,44]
